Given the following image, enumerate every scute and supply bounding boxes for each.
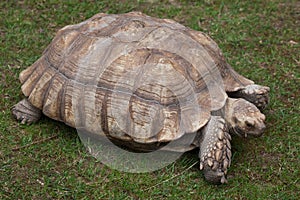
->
[19,12,253,144]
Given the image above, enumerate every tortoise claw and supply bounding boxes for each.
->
[12,99,41,124]
[240,85,270,110]
[228,84,270,110]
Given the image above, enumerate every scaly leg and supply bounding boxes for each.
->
[12,99,42,124]
[228,84,270,110]
[199,116,232,184]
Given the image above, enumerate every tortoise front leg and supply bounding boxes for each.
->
[228,84,270,110]
[199,116,232,184]
[12,99,42,124]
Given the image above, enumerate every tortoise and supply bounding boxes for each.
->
[12,12,269,184]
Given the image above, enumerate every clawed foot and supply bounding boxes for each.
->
[230,84,270,110]
[199,117,232,184]
[241,84,270,110]
[12,99,42,124]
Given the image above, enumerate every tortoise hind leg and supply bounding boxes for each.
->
[228,84,270,110]
[199,116,232,184]
[12,99,42,124]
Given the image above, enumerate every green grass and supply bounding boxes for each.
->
[1,0,299,199]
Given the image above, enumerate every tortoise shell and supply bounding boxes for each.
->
[19,12,253,144]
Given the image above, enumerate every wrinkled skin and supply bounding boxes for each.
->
[228,98,266,138]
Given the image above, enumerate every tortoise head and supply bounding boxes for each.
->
[227,98,266,138]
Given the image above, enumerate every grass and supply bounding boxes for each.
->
[0,0,299,199]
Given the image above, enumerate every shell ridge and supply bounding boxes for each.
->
[21,57,49,97]
[59,78,68,122]
[42,73,67,121]
[41,71,57,109]
[57,31,84,71]
[19,58,41,84]
[100,91,109,135]
[225,64,254,91]
[187,30,254,91]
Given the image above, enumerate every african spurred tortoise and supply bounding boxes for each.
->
[12,12,269,184]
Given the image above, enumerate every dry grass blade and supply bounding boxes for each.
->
[12,134,59,151]
[143,160,199,191]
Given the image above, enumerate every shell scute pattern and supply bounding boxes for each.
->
[19,12,252,143]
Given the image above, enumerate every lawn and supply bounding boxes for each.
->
[0,0,299,199]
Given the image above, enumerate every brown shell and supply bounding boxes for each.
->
[19,12,253,144]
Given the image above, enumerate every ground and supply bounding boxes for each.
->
[0,0,299,199]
